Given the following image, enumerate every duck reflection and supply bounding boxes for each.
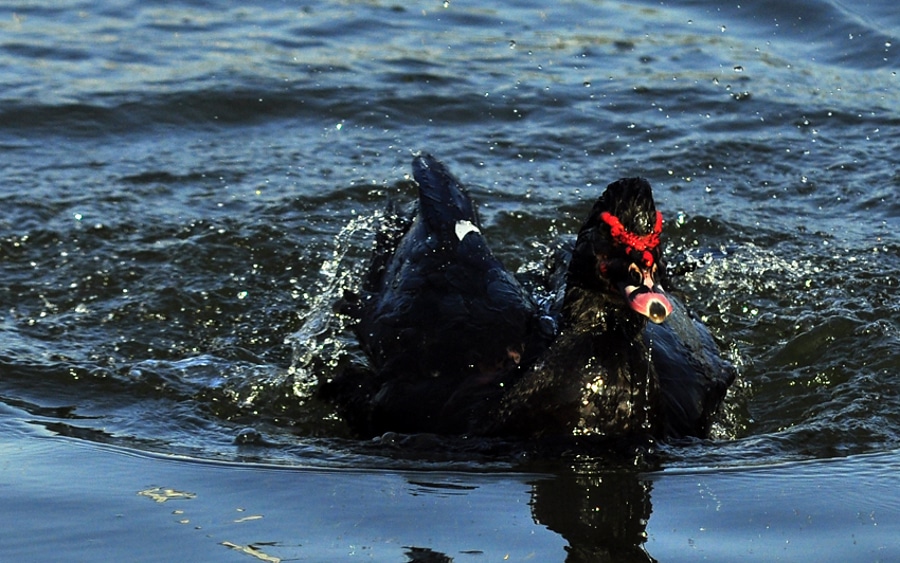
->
[529,465,656,563]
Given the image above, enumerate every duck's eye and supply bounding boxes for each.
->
[627,263,642,285]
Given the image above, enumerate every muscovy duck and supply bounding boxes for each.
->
[490,178,735,439]
[325,154,734,440]
[326,153,554,434]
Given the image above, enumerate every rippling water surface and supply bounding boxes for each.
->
[1,0,899,560]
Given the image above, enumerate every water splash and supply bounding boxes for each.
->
[286,211,384,392]
[141,212,388,427]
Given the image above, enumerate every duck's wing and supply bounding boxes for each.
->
[360,198,414,296]
[643,293,736,438]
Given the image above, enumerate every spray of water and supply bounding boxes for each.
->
[286,211,384,396]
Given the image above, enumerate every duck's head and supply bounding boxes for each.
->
[568,177,672,324]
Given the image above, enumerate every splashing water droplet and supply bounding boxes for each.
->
[288,212,387,392]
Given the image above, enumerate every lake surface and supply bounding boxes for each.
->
[1,0,898,560]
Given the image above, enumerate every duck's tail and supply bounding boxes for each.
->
[412,153,481,233]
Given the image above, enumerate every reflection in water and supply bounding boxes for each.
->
[530,466,655,563]
[404,546,454,562]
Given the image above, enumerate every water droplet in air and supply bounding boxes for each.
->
[509,40,516,49]
[733,65,744,72]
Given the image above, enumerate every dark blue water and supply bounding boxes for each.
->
[1,1,899,560]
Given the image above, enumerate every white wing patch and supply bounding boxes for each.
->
[454,220,481,241]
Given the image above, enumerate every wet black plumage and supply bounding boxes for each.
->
[325,154,553,434]
[324,155,735,441]
[489,178,735,440]
[645,299,736,439]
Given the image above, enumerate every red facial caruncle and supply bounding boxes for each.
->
[599,210,671,323]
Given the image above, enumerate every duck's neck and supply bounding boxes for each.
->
[560,286,645,340]
[556,286,662,438]
[490,287,662,439]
